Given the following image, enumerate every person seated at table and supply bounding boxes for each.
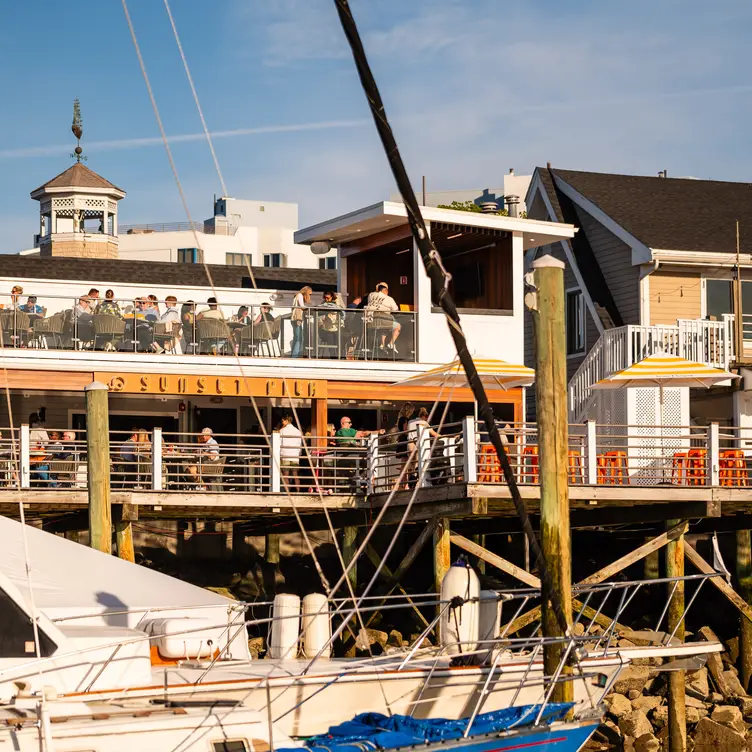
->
[20,296,45,316]
[180,301,197,352]
[144,295,160,322]
[9,285,23,309]
[29,413,55,487]
[184,427,221,489]
[95,289,122,317]
[235,306,251,325]
[152,295,181,354]
[126,298,156,351]
[254,302,275,325]
[72,297,95,344]
[58,431,79,461]
[366,282,401,353]
[48,431,63,457]
[198,297,224,320]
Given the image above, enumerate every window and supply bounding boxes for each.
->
[226,253,253,267]
[706,279,752,320]
[263,253,286,268]
[318,256,337,270]
[211,741,248,752]
[566,289,585,355]
[177,248,203,264]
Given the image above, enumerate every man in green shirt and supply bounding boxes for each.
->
[334,416,358,446]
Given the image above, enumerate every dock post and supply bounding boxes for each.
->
[343,526,358,592]
[115,508,135,563]
[265,533,280,566]
[85,382,112,555]
[532,256,574,702]
[434,518,450,631]
[737,530,752,691]
[666,518,686,752]
[531,256,572,703]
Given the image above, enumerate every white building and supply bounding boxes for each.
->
[117,197,336,271]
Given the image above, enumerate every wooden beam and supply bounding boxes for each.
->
[450,533,540,588]
[684,543,752,624]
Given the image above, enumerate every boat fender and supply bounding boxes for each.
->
[439,558,480,657]
[479,590,502,665]
[269,594,301,660]
[301,593,332,658]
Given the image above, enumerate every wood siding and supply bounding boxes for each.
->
[572,205,641,325]
[649,270,702,325]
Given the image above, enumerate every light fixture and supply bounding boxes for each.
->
[395,248,411,255]
[447,232,463,240]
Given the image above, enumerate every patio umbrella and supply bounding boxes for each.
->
[394,357,534,421]
[591,352,738,481]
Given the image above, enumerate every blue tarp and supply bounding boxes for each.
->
[279,703,574,752]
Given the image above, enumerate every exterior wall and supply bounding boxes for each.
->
[648,269,702,325]
[118,227,329,269]
[571,205,641,325]
[40,239,119,260]
[416,227,525,365]
[211,198,298,230]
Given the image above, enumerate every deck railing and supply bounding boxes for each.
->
[0,293,417,363]
[9,418,751,493]
[568,318,735,422]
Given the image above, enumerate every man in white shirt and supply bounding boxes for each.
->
[279,414,303,491]
[184,427,221,489]
[366,282,401,353]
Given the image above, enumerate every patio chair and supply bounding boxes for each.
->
[153,321,182,353]
[48,460,76,488]
[251,318,281,357]
[92,314,126,351]
[201,456,226,491]
[196,318,232,355]
[0,310,31,347]
[367,311,396,360]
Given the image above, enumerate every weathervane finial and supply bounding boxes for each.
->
[70,99,86,163]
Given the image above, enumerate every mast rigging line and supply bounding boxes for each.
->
[331,0,569,635]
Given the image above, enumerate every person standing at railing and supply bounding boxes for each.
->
[365,282,401,354]
[318,290,342,357]
[279,414,303,490]
[291,286,312,358]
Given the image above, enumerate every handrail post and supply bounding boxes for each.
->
[708,422,720,487]
[20,423,30,489]
[271,431,281,493]
[367,433,379,493]
[585,420,598,485]
[152,427,163,491]
[462,416,477,484]
[417,425,431,488]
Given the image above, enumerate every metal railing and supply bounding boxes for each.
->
[119,221,237,236]
[0,293,417,363]
[6,418,751,493]
[569,318,735,422]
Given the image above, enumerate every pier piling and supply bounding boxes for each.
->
[85,381,112,555]
[666,518,686,752]
[737,529,752,691]
[531,255,572,703]
[343,526,358,592]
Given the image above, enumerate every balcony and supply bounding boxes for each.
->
[6,419,748,500]
[0,296,417,364]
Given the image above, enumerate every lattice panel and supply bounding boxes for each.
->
[84,198,105,209]
[52,198,74,209]
[108,201,117,213]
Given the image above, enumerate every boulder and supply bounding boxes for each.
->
[711,705,747,733]
[631,695,662,714]
[709,692,724,703]
[723,669,748,698]
[618,710,652,740]
[597,720,622,746]
[739,695,752,718]
[618,638,637,649]
[572,622,585,637]
[693,717,746,751]
[633,733,660,752]
[355,628,388,651]
[686,667,709,699]
[247,636,264,659]
[727,636,740,664]
[627,689,641,701]
[613,666,651,696]
[685,695,709,710]
[387,629,403,648]
[686,706,703,724]
[652,706,668,728]
[606,693,632,719]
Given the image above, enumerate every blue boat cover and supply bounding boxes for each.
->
[279,704,574,752]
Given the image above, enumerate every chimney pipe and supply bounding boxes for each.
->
[505,195,520,218]
[509,168,515,176]
[658,170,667,178]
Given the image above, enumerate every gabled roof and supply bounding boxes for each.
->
[549,168,752,254]
[31,162,124,195]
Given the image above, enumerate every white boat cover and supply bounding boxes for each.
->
[0,516,236,628]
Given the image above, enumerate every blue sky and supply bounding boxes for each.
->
[1,0,751,251]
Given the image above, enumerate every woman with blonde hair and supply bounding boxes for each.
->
[291,285,312,358]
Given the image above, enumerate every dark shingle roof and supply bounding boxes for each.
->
[0,256,336,292]
[549,168,752,254]
[31,163,124,194]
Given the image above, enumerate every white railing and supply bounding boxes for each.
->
[569,317,736,422]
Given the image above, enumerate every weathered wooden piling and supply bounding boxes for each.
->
[434,518,451,626]
[85,381,112,555]
[115,503,136,563]
[531,255,573,703]
[265,533,280,566]
[737,529,752,691]
[666,519,686,752]
[644,537,660,580]
[343,526,358,592]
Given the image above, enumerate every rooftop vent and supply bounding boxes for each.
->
[504,195,520,218]
[480,202,499,214]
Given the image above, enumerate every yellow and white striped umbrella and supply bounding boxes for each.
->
[395,357,535,391]
[592,352,738,390]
